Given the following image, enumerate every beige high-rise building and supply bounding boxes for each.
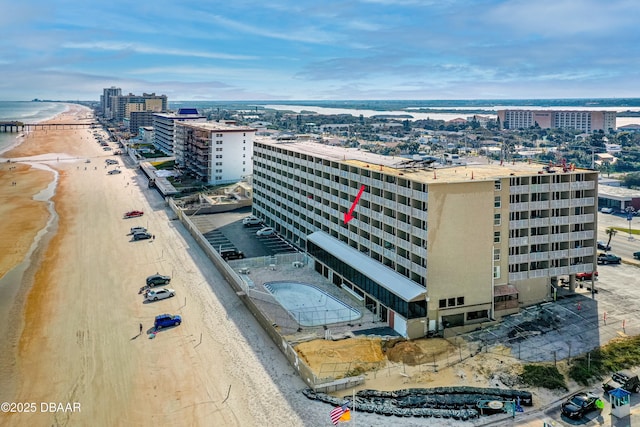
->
[497,109,616,132]
[252,138,599,339]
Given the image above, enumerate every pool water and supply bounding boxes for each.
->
[264,281,361,327]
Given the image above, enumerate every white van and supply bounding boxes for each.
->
[600,207,614,214]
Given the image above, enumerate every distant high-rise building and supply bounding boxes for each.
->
[175,122,256,184]
[497,110,616,132]
[101,86,121,120]
[153,108,206,155]
[112,93,168,122]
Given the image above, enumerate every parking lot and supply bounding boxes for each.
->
[188,207,299,258]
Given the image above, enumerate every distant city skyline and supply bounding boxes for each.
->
[1,0,638,101]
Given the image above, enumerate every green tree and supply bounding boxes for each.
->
[606,227,618,248]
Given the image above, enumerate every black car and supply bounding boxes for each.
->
[220,248,245,260]
[561,392,602,419]
[146,273,171,286]
[597,240,611,251]
[133,231,152,241]
[597,253,621,265]
[603,370,640,393]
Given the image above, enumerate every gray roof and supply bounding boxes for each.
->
[307,231,427,302]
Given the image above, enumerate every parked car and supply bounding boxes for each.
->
[242,216,262,226]
[597,253,621,265]
[634,251,640,260]
[130,226,147,234]
[154,314,181,329]
[603,370,640,393]
[600,207,614,214]
[124,210,144,218]
[133,231,152,241]
[576,271,598,281]
[256,227,275,237]
[561,392,602,419]
[146,273,171,286]
[107,169,121,175]
[597,241,611,251]
[145,288,175,301]
[220,248,245,260]
[105,159,118,165]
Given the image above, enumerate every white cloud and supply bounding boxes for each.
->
[62,41,257,60]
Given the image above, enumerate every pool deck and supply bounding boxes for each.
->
[231,258,391,343]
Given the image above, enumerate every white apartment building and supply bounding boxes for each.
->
[153,109,206,155]
[175,122,256,185]
[252,138,599,339]
[497,110,616,132]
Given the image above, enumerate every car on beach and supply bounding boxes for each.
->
[561,392,602,419]
[130,226,147,235]
[146,273,171,286]
[124,210,144,218]
[145,288,175,301]
[107,169,121,175]
[133,231,152,241]
[154,314,181,329]
[256,227,276,237]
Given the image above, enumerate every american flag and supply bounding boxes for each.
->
[330,402,350,425]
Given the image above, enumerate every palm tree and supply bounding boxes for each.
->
[606,227,618,248]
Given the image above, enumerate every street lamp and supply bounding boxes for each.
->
[625,206,636,241]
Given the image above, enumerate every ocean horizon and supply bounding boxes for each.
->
[0,101,69,153]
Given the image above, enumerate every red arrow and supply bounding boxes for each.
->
[344,185,366,224]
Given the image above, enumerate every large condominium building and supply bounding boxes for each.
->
[101,86,121,120]
[112,93,168,122]
[252,138,599,339]
[175,122,256,185]
[497,110,616,132]
[153,109,206,155]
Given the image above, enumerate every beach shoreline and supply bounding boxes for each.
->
[0,105,308,426]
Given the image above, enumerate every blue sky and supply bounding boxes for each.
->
[0,0,638,101]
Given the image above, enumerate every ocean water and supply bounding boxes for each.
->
[0,101,69,153]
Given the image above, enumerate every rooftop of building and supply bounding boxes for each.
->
[255,137,596,184]
[179,121,257,132]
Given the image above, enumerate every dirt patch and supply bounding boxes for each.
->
[386,338,456,365]
[296,337,386,377]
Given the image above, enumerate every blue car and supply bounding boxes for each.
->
[154,314,182,329]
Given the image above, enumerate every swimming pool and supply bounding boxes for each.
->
[264,281,361,327]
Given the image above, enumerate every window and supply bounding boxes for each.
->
[494,213,501,226]
[216,147,223,152]
[493,248,500,261]
[456,297,465,306]
[494,180,501,191]
[448,298,456,307]
[439,299,446,308]
[494,231,501,243]
[494,196,501,208]
[493,265,501,279]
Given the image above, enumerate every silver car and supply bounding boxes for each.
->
[145,288,176,301]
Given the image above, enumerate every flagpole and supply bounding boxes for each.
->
[352,389,356,426]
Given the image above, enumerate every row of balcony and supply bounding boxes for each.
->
[508,213,595,229]
[508,263,595,282]
[510,197,595,211]
[509,230,595,247]
[509,181,595,194]
[508,247,594,264]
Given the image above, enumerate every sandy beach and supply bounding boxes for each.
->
[0,105,313,426]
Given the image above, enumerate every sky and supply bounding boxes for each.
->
[0,0,638,101]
